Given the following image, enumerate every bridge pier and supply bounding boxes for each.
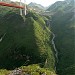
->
[20,0,22,15]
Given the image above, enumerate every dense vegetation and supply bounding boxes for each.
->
[47,0,75,75]
[0,0,74,74]
[0,5,56,75]
[0,64,56,75]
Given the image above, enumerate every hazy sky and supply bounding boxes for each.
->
[11,0,64,7]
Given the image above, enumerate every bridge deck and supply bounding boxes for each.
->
[0,2,24,9]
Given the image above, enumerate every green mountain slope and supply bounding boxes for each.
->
[47,0,75,74]
[47,0,74,14]
[0,8,55,75]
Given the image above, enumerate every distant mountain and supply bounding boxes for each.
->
[47,1,66,11]
[28,2,46,13]
[28,2,45,10]
[47,0,74,14]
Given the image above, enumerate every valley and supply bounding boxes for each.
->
[0,0,75,75]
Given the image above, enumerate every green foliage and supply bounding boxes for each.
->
[0,5,20,18]
[0,10,55,74]
[0,64,56,75]
[20,64,56,75]
[49,0,75,74]
[26,11,39,20]
[0,6,11,16]
[0,69,10,75]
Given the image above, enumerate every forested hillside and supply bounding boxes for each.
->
[47,0,75,75]
[0,0,74,75]
[0,5,56,75]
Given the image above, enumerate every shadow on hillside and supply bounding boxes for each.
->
[0,13,45,70]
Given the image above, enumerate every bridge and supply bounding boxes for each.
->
[0,0,26,15]
[0,2,24,9]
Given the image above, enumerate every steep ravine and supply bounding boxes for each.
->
[51,32,58,71]
[47,20,59,72]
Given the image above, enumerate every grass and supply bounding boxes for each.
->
[0,69,10,75]
[20,64,56,75]
[0,64,56,75]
